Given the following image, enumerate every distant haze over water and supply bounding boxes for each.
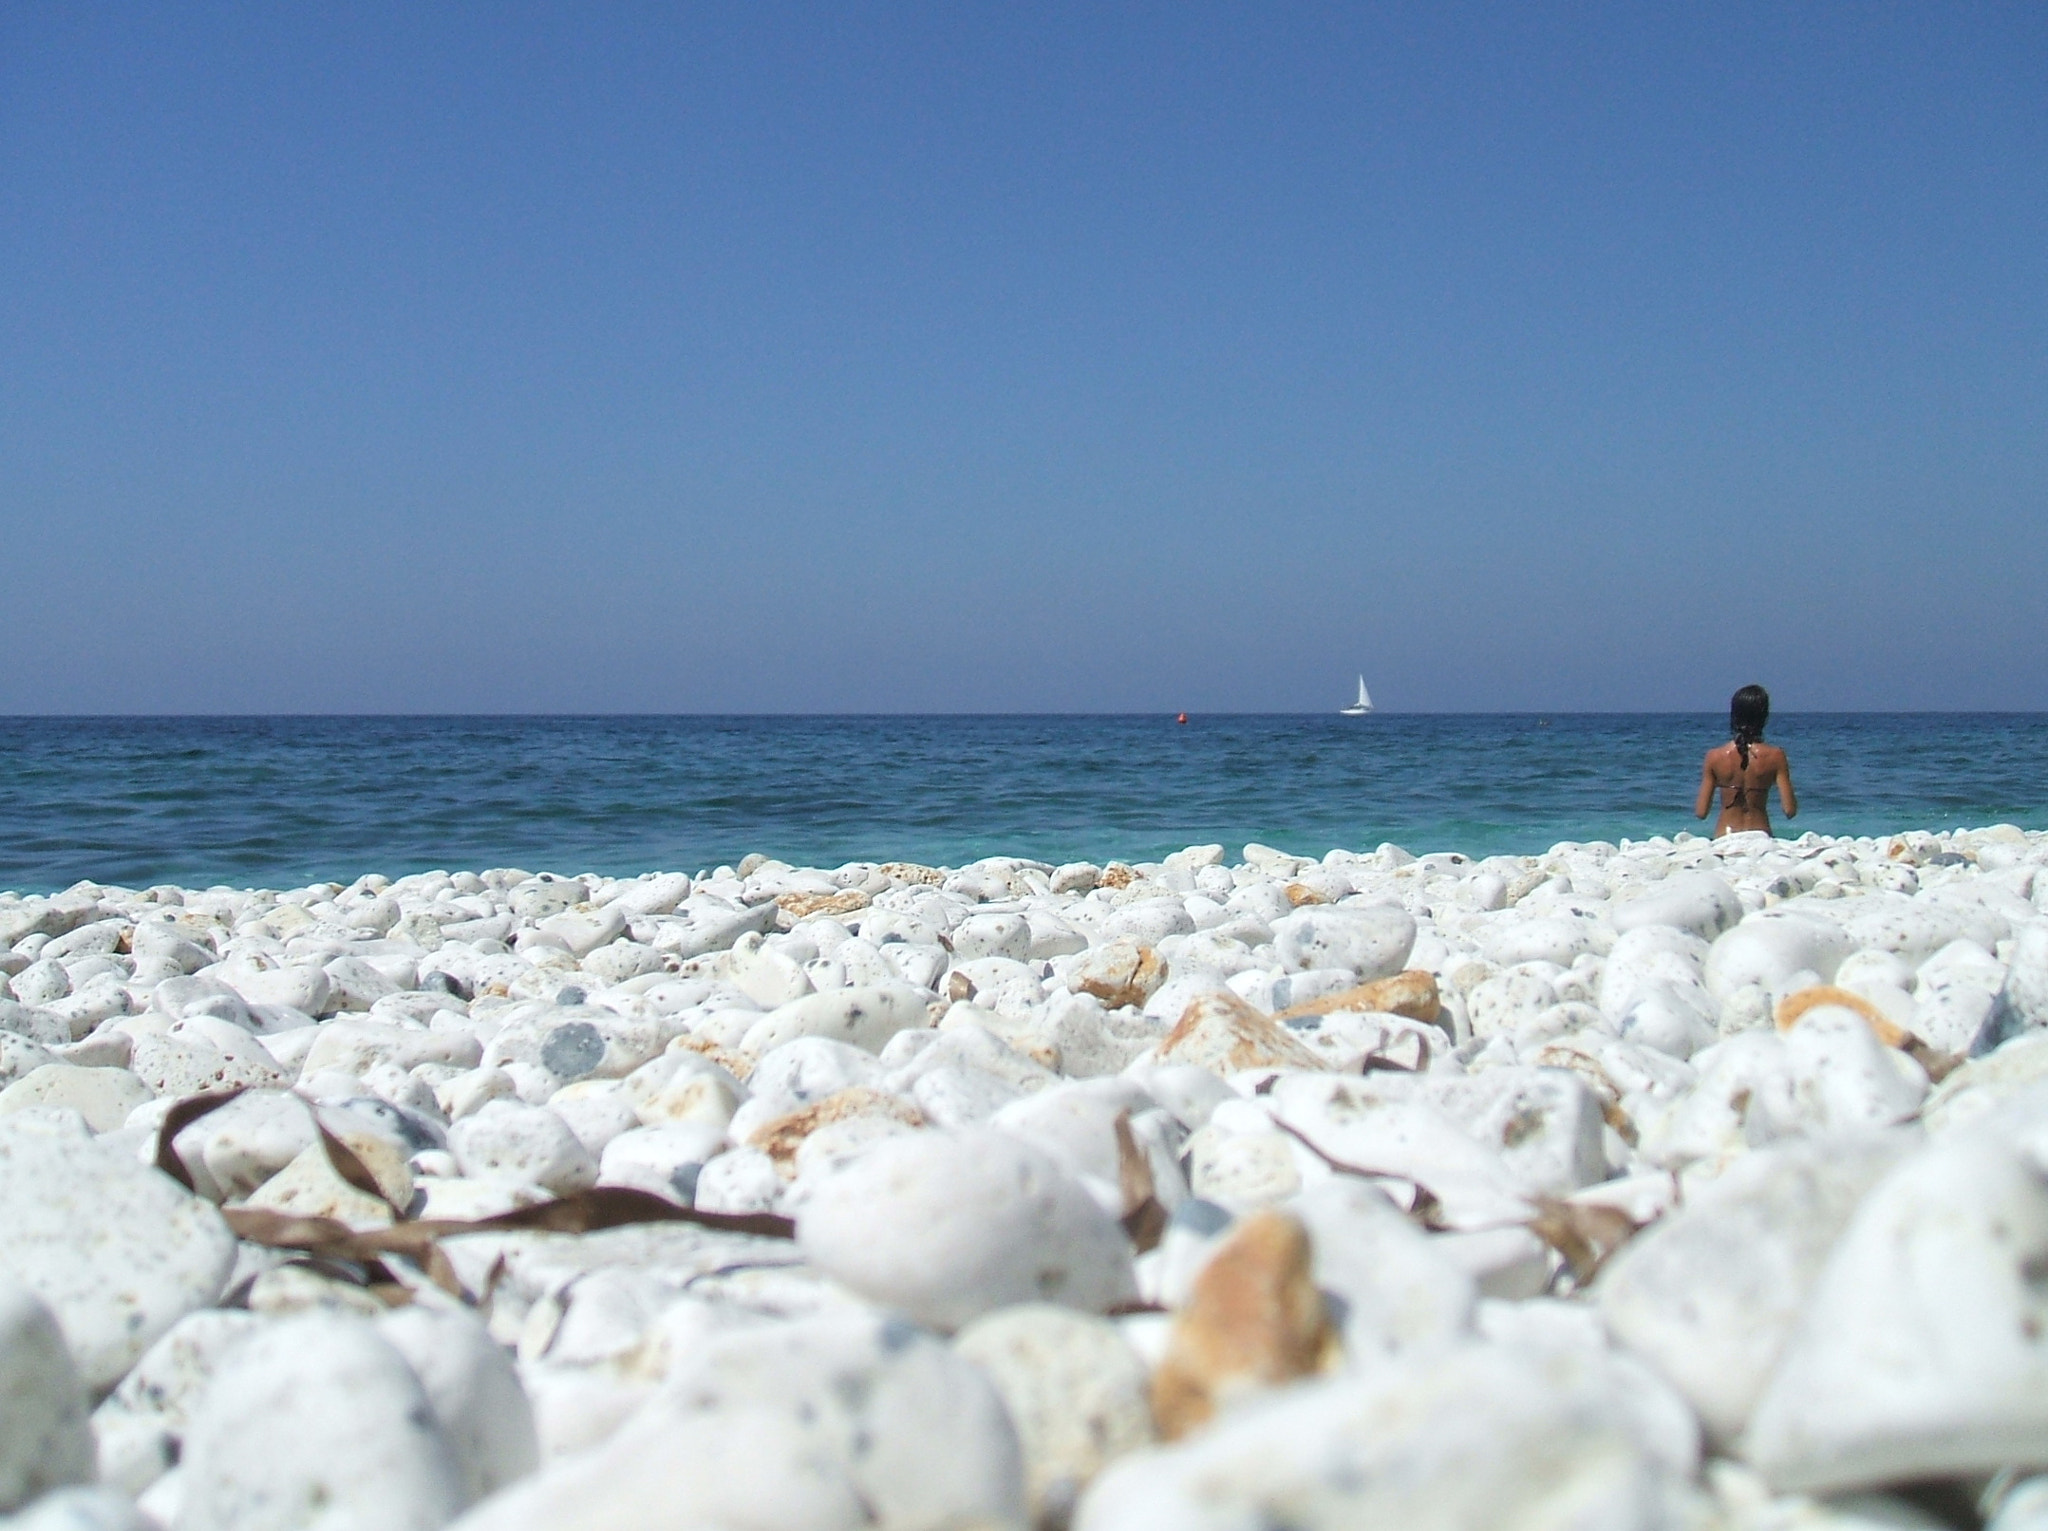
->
[1,714,2044,894]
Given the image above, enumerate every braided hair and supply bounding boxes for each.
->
[1730,685,1770,770]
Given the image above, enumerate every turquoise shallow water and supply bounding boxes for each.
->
[1,714,2044,894]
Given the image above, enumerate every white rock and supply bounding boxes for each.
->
[953,913,1032,962]
[1287,1178,1475,1359]
[0,1281,93,1512]
[12,960,70,1007]
[1075,1342,1673,1531]
[727,932,815,1008]
[748,1036,884,1104]
[1266,1074,1532,1229]
[1704,912,1852,1003]
[989,1078,1151,1211]
[0,1124,234,1392]
[90,1309,262,1495]
[227,964,332,1017]
[597,1123,726,1203]
[739,985,932,1058]
[1743,1130,2048,1491]
[0,1487,156,1530]
[323,949,403,1011]
[128,1032,284,1096]
[911,1064,1027,1128]
[1982,921,2048,1054]
[798,1128,1136,1330]
[168,1089,318,1203]
[1596,1129,1917,1445]
[0,1065,153,1132]
[954,1304,1153,1526]
[692,1146,783,1214]
[448,1310,1026,1531]
[544,1085,641,1157]
[177,1312,466,1530]
[1612,872,1743,941]
[1270,905,1416,981]
[0,1034,55,1090]
[375,1306,539,1505]
[449,1101,597,1196]
[1477,914,1601,968]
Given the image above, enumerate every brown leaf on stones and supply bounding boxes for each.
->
[1527,1197,1639,1288]
[1114,1111,1166,1254]
[1150,1210,1341,1439]
[223,1189,796,1304]
[1275,969,1444,1027]
[156,1088,796,1308]
[744,1086,925,1176]
[1159,991,1326,1074]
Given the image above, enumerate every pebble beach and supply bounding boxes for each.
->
[3,823,2048,1530]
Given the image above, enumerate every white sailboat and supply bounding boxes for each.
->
[1340,675,1373,716]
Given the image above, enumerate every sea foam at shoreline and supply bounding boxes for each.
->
[3,823,2048,1528]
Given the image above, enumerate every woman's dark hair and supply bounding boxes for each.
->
[1731,684,1770,768]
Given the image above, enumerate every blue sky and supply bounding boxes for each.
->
[2,4,2043,713]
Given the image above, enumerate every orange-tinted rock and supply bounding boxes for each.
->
[1774,984,1963,1082]
[745,1086,924,1177]
[1069,939,1168,1010]
[1158,991,1325,1075]
[1276,968,1443,1026]
[1099,863,1138,890]
[775,889,872,926]
[1282,883,1328,907]
[1150,1210,1340,1439]
[1774,985,1908,1047]
[667,1033,754,1082]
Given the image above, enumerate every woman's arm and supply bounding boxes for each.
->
[1777,753,1798,818]
[1695,753,1718,820]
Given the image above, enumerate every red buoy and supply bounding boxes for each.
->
[1176,712,1188,725]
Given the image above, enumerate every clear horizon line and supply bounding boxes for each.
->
[4,708,2046,722]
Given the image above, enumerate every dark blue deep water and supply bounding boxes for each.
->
[1,715,2044,893]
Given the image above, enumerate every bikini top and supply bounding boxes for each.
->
[1727,739,1765,810]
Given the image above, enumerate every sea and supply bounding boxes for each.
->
[1,714,2044,895]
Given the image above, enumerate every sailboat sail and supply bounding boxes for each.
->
[1341,675,1373,715]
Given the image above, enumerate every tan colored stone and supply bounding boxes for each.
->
[775,889,872,926]
[1069,939,1168,1011]
[1275,968,1443,1026]
[1282,883,1328,907]
[1150,1210,1340,1439]
[1158,991,1325,1075]
[666,1033,753,1082]
[745,1086,925,1178]
[1098,863,1138,890]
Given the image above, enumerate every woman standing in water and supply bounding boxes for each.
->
[1696,684,1797,837]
